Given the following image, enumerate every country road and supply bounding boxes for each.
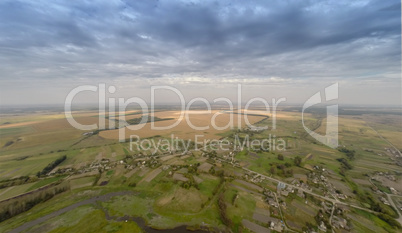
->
[216,157,381,215]
[243,166,402,226]
[387,194,402,226]
[366,124,402,157]
[369,178,402,226]
[242,167,379,214]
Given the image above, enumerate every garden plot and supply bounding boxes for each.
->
[198,163,213,173]
[124,167,139,178]
[252,208,272,224]
[172,173,189,182]
[241,219,270,233]
[234,179,263,192]
[140,168,162,183]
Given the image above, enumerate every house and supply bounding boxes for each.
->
[318,221,327,232]
[277,182,286,191]
[267,198,278,208]
[281,190,289,197]
[332,216,347,229]
[389,187,398,195]
[297,189,305,198]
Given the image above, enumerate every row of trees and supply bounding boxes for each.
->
[270,164,294,177]
[338,148,356,160]
[0,176,37,189]
[0,182,69,222]
[277,153,302,166]
[269,154,302,177]
[36,155,67,177]
[218,191,233,228]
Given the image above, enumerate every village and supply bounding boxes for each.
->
[37,138,401,233]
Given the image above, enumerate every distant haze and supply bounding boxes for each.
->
[0,0,400,106]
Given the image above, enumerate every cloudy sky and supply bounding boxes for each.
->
[0,0,400,106]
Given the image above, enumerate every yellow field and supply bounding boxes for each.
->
[99,110,268,140]
[0,111,101,127]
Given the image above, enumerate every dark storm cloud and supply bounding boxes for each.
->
[0,1,96,48]
[0,0,400,105]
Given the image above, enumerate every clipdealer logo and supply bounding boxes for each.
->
[64,83,338,149]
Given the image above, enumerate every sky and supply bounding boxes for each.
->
[0,0,400,107]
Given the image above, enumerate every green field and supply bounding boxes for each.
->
[0,109,401,232]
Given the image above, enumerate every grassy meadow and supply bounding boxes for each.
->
[0,107,401,232]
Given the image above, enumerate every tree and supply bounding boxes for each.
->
[285,169,293,177]
[270,165,277,175]
[338,148,355,160]
[294,156,302,166]
[277,154,284,161]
